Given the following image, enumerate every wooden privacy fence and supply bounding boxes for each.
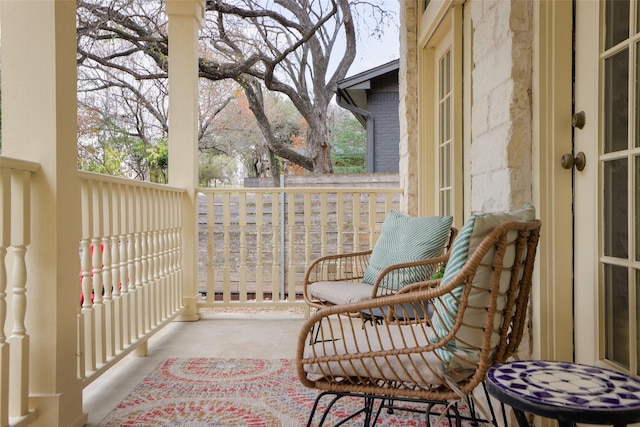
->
[197,186,402,308]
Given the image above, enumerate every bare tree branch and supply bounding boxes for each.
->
[77,0,393,179]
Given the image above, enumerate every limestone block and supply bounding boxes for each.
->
[471,124,511,174]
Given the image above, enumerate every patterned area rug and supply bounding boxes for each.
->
[98,358,479,426]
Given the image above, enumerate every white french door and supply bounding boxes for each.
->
[574,0,640,374]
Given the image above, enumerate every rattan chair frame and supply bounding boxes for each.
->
[302,227,458,310]
[296,220,541,426]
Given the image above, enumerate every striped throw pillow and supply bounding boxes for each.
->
[363,211,453,287]
[428,205,536,366]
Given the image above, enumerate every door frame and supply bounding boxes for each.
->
[532,0,575,362]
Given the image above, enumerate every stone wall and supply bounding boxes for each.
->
[469,0,533,212]
[398,0,419,215]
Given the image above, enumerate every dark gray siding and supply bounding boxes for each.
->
[367,91,399,173]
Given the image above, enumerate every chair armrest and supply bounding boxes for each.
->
[370,254,449,297]
[304,250,373,284]
[395,279,441,294]
[302,250,373,307]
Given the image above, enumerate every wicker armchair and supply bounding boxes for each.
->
[297,219,541,426]
[302,226,457,311]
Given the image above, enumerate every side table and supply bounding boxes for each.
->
[486,360,640,427]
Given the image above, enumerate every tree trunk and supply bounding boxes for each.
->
[239,78,314,176]
[306,110,333,174]
[268,148,279,187]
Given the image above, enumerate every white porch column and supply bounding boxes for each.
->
[166,0,204,321]
[1,1,86,426]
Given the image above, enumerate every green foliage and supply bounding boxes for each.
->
[199,153,237,187]
[145,138,168,184]
[431,265,446,280]
[78,125,131,177]
[78,118,167,182]
[330,112,366,174]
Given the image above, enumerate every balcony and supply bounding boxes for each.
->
[0,156,401,426]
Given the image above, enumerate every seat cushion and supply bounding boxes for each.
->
[303,322,472,386]
[309,281,380,305]
[429,205,536,364]
[363,211,453,287]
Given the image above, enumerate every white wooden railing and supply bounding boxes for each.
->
[0,157,39,427]
[197,186,402,309]
[78,172,185,384]
[0,166,400,426]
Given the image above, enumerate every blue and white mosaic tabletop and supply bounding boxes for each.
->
[487,360,640,411]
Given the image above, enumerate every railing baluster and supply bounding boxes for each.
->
[8,169,31,418]
[152,191,158,327]
[143,190,152,331]
[368,193,377,247]
[0,168,10,427]
[385,192,394,213]
[80,180,96,374]
[353,193,362,251]
[120,186,131,347]
[140,187,149,334]
[167,193,175,313]
[206,193,215,304]
[287,191,296,302]
[320,192,328,257]
[239,192,247,302]
[128,186,138,341]
[111,183,122,353]
[174,194,183,311]
[336,192,345,255]
[222,193,231,303]
[271,191,280,300]
[102,182,115,360]
[155,194,163,321]
[255,193,264,302]
[155,192,165,322]
[303,192,312,275]
[91,180,106,366]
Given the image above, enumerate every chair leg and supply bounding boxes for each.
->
[307,391,373,427]
[306,391,324,427]
[371,398,388,425]
[362,396,376,427]
[480,381,501,426]
[307,391,350,427]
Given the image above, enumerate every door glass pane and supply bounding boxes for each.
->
[606,0,630,49]
[444,97,451,141]
[637,272,640,375]
[440,190,451,217]
[637,41,640,147]
[636,158,640,260]
[604,159,629,258]
[605,263,629,368]
[604,49,629,153]
[440,144,451,187]
[438,48,452,217]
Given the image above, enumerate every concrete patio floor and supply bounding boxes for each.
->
[83,308,307,426]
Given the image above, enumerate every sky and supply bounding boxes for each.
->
[348,1,400,76]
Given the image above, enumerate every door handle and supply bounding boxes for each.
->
[561,152,586,171]
[572,111,586,129]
